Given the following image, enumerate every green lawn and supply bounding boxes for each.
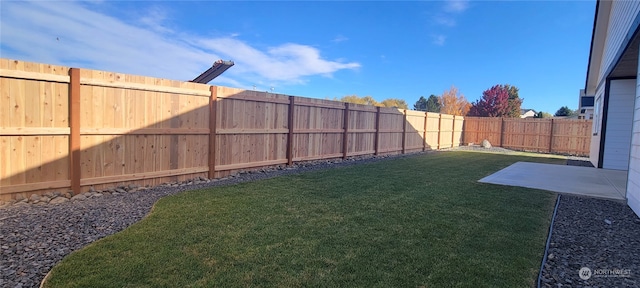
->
[44,151,564,288]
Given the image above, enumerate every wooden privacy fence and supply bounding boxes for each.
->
[463,117,592,155]
[0,59,465,201]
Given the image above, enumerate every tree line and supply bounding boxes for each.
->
[336,85,577,118]
[333,95,409,109]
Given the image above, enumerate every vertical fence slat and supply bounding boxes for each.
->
[209,88,218,175]
[402,109,407,154]
[69,68,81,194]
[548,118,554,153]
[374,107,381,155]
[437,114,442,149]
[342,103,350,159]
[500,117,505,147]
[423,112,428,151]
[287,96,295,165]
[460,116,464,146]
[451,115,456,148]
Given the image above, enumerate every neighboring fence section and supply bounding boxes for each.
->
[1,59,466,201]
[463,117,592,155]
[212,87,464,173]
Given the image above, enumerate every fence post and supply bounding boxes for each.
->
[460,116,464,146]
[342,103,350,159]
[461,116,466,146]
[208,86,217,179]
[287,96,295,165]
[548,118,554,153]
[437,114,442,149]
[499,117,505,147]
[402,109,407,154]
[374,107,381,155]
[423,112,428,151]
[451,115,456,148]
[69,68,81,194]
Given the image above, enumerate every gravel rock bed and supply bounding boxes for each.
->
[0,152,421,288]
[540,195,640,287]
[566,159,595,167]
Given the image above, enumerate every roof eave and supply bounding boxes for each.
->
[584,0,613,95]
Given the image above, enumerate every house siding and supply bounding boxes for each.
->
[629,62,640,215]
[603,79,636,170]
[599,1,640,81]
[590,84,606,167]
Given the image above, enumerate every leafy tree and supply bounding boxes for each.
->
[338,95,380,106]
[554,106,576,117]
[534,111,553,118]
[426,95,441,112]
[439,85,470,116]
[505,84,523,118]
[337,95,407,109]
[362,96,379,106]
[381,98,408,109]
[413,96,428,111]
[413,95,441,112]
[468,85,511,117]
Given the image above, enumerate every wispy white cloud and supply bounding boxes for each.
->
[197,38,360,83]
[433,0,469,27]
[433,35,447,46]
[434,15,457,27]
[430,0,470,45]
[138,6,174,34]
[332,35,349,43]
[444,0,470,13]
[0,1,359,87]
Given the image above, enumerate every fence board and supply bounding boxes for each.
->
[292,97,345,161]
[464,117,591,155]
[73,67,211,192]
[214,87,289,177]
[453,116,464,147]
[405,111,426,152]
[424,113,440,150]
[0,59,71,200]
[438,114,454,149]
[346,105,377,155]
[377,108,404,154]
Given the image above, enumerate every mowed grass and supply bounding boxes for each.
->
[44,151,564,288]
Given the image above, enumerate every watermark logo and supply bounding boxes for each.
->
[579,267,592,280]
[579,267,631,279]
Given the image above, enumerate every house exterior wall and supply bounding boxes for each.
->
[629,53,640,216]
[578,90,595,119]
[587,0,640,217]
[603,79,635,170]
[590,84,606,167]
[589,1,640,168]
[599,1,640,80]
[519,110,536,118]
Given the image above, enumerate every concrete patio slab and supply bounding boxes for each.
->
[479,162,627,200]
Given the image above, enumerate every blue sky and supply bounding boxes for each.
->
[1,0,595,114]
